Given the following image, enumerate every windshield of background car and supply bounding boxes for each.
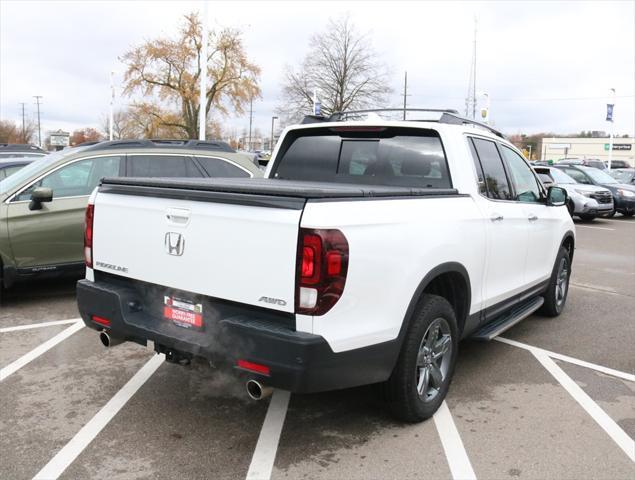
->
[548,168,577,184]
[273,127,451,188]
[610,169,634,183]
[0,147,89,196]
[583,167,618,184]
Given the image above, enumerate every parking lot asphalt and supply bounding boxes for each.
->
[1,216,633,480]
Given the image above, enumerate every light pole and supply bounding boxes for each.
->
[606,88,615,170]
[527,144,532,161]
[270,116,278,152]
[198,0,208,140]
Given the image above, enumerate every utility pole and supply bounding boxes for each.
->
[33,96,43,147]
[19,102,26,143]
[198,0,208,140]
[270,116,278,152]
[248,97,253,152]
[402,71,409,120]
[109,71,115,141]
[465,17,477,118]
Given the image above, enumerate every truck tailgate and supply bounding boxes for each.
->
[92,190,303,313]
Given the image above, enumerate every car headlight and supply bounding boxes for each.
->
[617,189,635,197]
[574,189,594,197]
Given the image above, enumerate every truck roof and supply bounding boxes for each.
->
[297,109,505,139]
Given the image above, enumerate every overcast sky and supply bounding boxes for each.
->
[1,0,634,140]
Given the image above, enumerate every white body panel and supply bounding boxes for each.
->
[301,196,487,352]
[92,192,301,313]
[89,121,575,354]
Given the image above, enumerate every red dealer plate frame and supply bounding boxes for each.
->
[163,295,203,329]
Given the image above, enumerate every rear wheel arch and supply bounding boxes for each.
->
[399,263,471,343]
[561,231,575,262]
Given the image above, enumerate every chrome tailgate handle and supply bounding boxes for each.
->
[166,208,191,226]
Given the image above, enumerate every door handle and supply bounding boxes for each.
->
[528,214,538,222]
[490,213,504,222]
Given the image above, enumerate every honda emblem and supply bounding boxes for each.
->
[165,232,185,256]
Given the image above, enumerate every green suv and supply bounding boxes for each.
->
[0,139,262,300]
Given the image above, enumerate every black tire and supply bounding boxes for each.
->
[384,294,458,422]
[538,247,571,317]
[606,209,616,218]
[566,200,574,217]
[578,214,595,222]
[622,211,634,218]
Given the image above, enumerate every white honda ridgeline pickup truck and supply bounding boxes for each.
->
[77,110,574,422]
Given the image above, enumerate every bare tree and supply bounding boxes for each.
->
[278,15,392,122]
[0,119,37,143]
[121,12,261,139]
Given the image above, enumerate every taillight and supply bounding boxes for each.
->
[296,228,349,316]
[84,203,94,268]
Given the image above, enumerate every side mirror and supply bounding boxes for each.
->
[29,187,53,211]
[547,186,567,206]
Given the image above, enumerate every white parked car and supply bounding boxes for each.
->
[534,166,614,221]
[77,110,575,422]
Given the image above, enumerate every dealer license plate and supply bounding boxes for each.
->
[163,295,203,329]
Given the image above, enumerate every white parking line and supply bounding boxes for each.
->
[0,318,81,333]
[0,321,84,381]
[246,389,291,480]
[433,400,477,480]
[495,337,635,382]
[575,225,614,231]
[32,353,164,480]
[531,350,635,462]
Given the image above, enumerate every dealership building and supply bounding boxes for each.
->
[541,136,634,164]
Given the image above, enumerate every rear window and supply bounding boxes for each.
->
[273,128,451,188]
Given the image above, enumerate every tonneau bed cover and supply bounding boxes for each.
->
[100,177,459,199]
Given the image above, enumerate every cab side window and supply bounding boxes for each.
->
[14,156,122,201]
[467,138,488,195]
[195,156,250,178]
[128,155,203,178]
[470,138,513,200]
[500,146,542,203]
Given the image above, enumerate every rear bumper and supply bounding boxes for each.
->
[76,279,398,393]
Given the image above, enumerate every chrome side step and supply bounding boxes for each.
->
[472,296,544,341]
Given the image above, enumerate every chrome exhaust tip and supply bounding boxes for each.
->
[99,330,125,348]
[246,379,273,401]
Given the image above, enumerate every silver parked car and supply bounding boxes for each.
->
[534,166,613,221]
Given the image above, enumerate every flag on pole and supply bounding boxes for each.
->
[606,103,614,122]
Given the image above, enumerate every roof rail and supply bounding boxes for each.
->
[0,143,45,152]
[84,139,235,153]
[438,112,505,138]
[321,108,505,138]
[328,108,460,121]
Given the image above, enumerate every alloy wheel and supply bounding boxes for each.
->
[415,317,452,402]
